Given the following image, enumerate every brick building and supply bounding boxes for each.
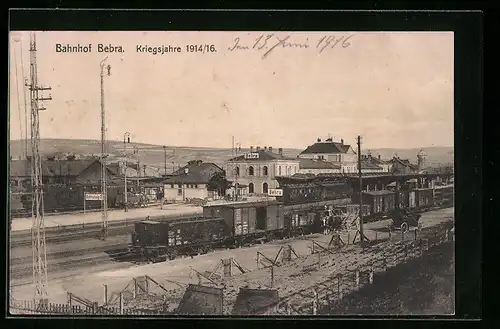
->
[226,146,300,195]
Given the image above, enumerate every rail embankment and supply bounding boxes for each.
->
[324,241,454,315]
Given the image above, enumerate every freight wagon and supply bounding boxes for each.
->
[130,216,230,262]
[276,178,351,205]
[415,188,434,210]
[352,190,396,221]
[203,201,287,246]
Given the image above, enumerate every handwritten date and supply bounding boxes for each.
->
[228,34,354,59]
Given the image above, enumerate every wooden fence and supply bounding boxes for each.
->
[272,229,454,315]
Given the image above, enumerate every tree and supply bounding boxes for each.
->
[207,171,230,193]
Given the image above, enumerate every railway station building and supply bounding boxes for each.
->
[226,147,300,195]
[298,137,359,173]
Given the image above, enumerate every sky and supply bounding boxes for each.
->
[8,31,454,150]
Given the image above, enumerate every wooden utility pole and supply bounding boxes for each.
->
[357,136,365,250]
[27,32,51,305]
[100,56,110,238]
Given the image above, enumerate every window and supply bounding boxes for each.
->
[263,182,269,194]
[249,183,254,194]
[279,166,282,176]
[177,189,182,196]
[177,184,182,188]
[235,166,240,176]
[194,184,198,188]
[248,166,254,176]
[170,184,174,188]
[263,166,268,176]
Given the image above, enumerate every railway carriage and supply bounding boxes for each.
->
[130,216,230,262]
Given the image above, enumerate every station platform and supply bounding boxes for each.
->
[10,204,203,233]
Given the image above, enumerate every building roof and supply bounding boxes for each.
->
[360,160,383,170]
[299,158,341,170]
[227,149,296,162]
[10,159,96,178]
[163,161,224,184]
[366,155,390,165]
[300,141,351,155]
[390,157,419,170]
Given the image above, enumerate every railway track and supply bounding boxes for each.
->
[9,212,201,247]
[9,248,130,281]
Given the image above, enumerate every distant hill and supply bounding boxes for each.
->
[9,139,453,172]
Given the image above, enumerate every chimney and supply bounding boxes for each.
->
[278,148,283,155]
[256,146,261,151]
[269,146,273,152]
[378,154,381,160]
[250,146,254,152]
[184,168,189,174]
[317,138,321,142]
[341,139,344,145]
[264,146,267,151]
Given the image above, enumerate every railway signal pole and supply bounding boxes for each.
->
[357,136,365,250]
[100,57,111,239]
[26,32,50,305]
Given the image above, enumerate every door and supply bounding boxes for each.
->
[249,183,254,194]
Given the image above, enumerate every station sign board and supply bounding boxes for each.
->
[268,189,283,197]
[85,193,104,201]
[244,152,260,159]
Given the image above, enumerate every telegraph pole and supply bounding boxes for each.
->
[163,145,167,176]
[27,32,50,306]
[357,136,365,250]
[100,56,110,239]
[123,132,131,212]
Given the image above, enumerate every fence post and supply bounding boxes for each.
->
[312,289,318,315]
[388,228,392,242]
[369,265,374,284]
[355,270,360,290]
[119,292,124,315]
[318,251,321,269]
[286,302,291,315]
[133,278,138,299]
[404,245,408,261]
[270,266,274,288]
[414,228,417,241]
[104,284,108,305]
[383,257,387,271]
[67,292,72,306]
[375,230,378,242]
[347,231,350,245]
[337,274,343,299]
[401,229,405,242]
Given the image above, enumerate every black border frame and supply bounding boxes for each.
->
[5,7,482,326]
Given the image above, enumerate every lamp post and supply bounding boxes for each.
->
[123,132,131,212]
